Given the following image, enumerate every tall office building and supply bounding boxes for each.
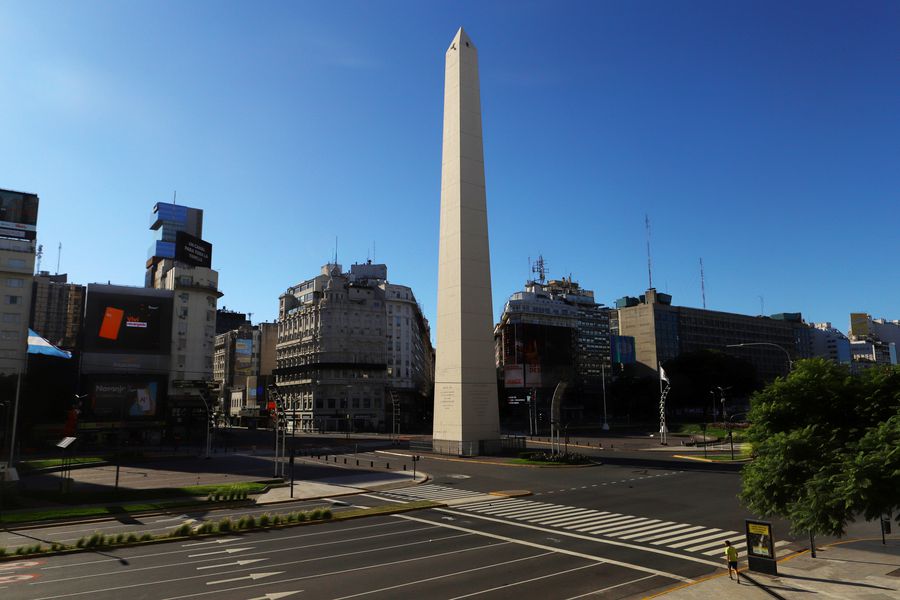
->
[145,202,221,413]
[30,272,85,350]
[0,189,39,376]
[849,313,899,367]
[275,262,433,433]
[614,288,803,382]
[495,273,610,425]
[214,321,277,425]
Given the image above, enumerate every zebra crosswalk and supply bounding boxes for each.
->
[457,497,792,559]
[378,483,489,502]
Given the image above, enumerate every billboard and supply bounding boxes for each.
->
[83,287,173,354]
[611,335,636,364]
[175,231,212,268]
[235,337,253,377]
[0,189,38,240]
[89,379,162,419]
[504,365,524,387]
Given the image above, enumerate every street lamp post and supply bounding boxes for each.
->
[725,342,793,373]
[601,363,609,432]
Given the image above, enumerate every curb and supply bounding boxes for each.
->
[0,500,441,561]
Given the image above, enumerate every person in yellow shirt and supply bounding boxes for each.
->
[724,540,740,583]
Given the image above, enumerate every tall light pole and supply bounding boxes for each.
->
[725,342,793,373]
[601,363,609,431]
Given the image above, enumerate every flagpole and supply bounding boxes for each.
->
[8,365,22,470]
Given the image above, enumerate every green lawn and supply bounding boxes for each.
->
[18,457,106,471]
[674,423,747,443]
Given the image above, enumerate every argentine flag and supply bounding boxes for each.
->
[27,329,72,359]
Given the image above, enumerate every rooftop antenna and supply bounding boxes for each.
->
[173,190,177,205]
[759,295,765,316]
[373,240,376,262]
[645,214,653,289]
[56,242,62,275]
[700,257,707,309]
[35,244,43,274]
[335,236,338,265]
[531,255,547,284]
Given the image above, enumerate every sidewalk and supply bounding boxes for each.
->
[255,470,426,503]
[651,537,900,599]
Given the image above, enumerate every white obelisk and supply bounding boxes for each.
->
[432,28,500,456]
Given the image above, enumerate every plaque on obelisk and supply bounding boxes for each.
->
[432,28,500,456]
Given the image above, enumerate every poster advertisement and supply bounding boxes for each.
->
[504,365,524,387]
[746,521,775,559]
[235,338,253,377]
[92,381,159,418]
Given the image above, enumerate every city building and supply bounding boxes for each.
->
[0,188,38,376]
[807,322,851,364]
[213,321,277,425]
[215,307,249,336]
[30,272,85,350]
[849,313,899,367]
[495,270,611,426]
[145,201,221,428]
[614,288,803,382]
[275,261,433,433]
[79,283,174,444]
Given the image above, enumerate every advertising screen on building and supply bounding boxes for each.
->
[175,231,212,268]
[89,379,162,419]
[235,337,253,377]
[83,289,173,354]
[504,365,524,387]
[0,189,38,240]
[611,335,636,364]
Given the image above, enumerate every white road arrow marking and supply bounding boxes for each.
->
[196,558,268,570]
[183,537,243,547]
[247,591,302,600]
[206,572,283,585]
[188,547,253,558]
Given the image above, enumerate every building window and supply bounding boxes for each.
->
[4,296,20,305]
[1,313,19,324]
[316,399,324,409]
[6,258,25,268]
[327,399,335,409]
[5,278,23,288]
[1,330,18,341]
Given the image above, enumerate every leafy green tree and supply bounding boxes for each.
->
[741,359,900,536]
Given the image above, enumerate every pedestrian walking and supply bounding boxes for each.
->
[724,540,740,583]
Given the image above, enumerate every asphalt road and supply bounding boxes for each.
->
[2,438,882,598]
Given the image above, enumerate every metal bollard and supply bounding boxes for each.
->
[386,462,390,469]
[343,458,347,464]
[403,464,407,471]
[370,461,374,467]
[356,459,359,466]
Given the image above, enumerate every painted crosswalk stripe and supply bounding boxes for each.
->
[578,517,649,534]
[703,542,746,557]
[487,503,561,517]
[536,510,603,525]
[594,519,663,536]
[568,514,635,531]
[634,524,703,542]
[685,534,743,553]
[506,506,582,521]
[557,513,625,529]
[613,521,679,539]
[467,501,535,514]
[671,530,736,550]
[651,527,712,546]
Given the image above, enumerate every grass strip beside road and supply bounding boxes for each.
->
[0,481,276,525]
[18,456,106,471]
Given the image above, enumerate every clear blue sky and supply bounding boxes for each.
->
[1,1,897,338]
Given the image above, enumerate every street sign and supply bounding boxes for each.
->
[56,436,76,449]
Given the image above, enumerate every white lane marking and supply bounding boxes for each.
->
[569,514,635,531]
[563,573,659,599]
[651,527,713,546]
[206,572,283,586]
[330,552,555,600]
[536,510,610,527]
[577,517,648,534]
[247,592,302,600]
[485,504,571,519]
[703,542,746,556]
[399,512,695,581]
[188,547,253,558]
[670,531,736,550]
[559,513,627,529]
[591,519,663,536]
[358,494,407,504]
[183,538,244,547]
[614,521,679,539]
[196,559,267,570]
[436,508,720,569]
[40,520,408,571]
[155,540,505,600]
[446,562,603,600]
[683,533,742,553]
[636,524,704,543]
[507,506,587,520]
[34,525,441,585]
